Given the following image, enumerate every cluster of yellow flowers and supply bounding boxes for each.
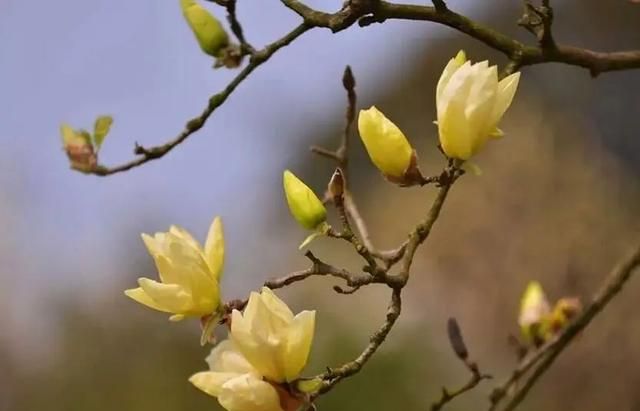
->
[125,217,316,411]
[123,50,524,411]
[191,287,315,411]
[359,50,521,184]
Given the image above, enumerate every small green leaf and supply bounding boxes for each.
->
[462,161,483,176]
[93,115,113,150]
[77,129,92,145]
[298,222,330,250]
[60,123,91,146]
[200,313,221,346]
[296,378,323,394]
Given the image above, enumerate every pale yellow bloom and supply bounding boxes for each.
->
[231,287,316,383]
[358,106,413,178]
[283,170,326,231]
[124,217,224,321]
[436,50,520,160]
[518,281,551,344]
[190,340,283,411]
[180,0,229,58]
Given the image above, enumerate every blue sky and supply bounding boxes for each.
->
[0,0,484,354]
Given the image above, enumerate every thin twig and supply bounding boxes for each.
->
[310,66,383,272]
[430,318,492,411]
[224,0,255,54]
[314,288,403,396]
[91,23,311,176]
[85,1,640,176]
[264,250,377,290]
[395,164,463,286]
[488,334,560,409]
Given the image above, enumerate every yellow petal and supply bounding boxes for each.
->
[184,264,220,314]
[259,287,294,324]
[218,374,283,411]
[437,61,477,160]
[518,281,551,343]
[161,233,220,311]
[437,60,472,117]
[436,50,467,103]
[206,340,255,374]
[489,71,520,128]
[282,310,315,381]
[138,278,193,314]
[141,233,188,286]
[230,309,282,382]
[189,371,240,398]
[283,170,327,230]
[465,64,499,149]
[357,106,413,178]
[204,216,225,280]
[124,287,173,313]
[169,225,202,252]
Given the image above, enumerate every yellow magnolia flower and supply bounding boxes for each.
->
[518,281,551,345]
[190,339,283,411]
[358,106,413,179]
[436,50,520,160]
[180,0,229,58]
[124,216,224,321]
[283,170,327,231]
[231,287,316,383]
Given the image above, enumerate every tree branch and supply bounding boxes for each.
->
[91,23,311,176]
[82,1,640,176]
[315,287,403,395]
[490,242,640,411]
[264,250,377,291]
[395,163,463,286]
[361,2,640,76]
[431,318,492,411]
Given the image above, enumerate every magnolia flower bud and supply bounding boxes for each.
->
[358,106,424,185]
[518,281,551,346]
[436,50,520,160]
[328,167,345,200]
[60,124,97,172]
[231,287,316,383]
[190,340,283,411]
[180,0,229,58]
[124,216,224,321]
[283,170,327,231]
[546,297,582,338]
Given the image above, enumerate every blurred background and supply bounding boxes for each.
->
[1,0,640,410]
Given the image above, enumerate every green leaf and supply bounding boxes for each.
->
[296,377,323,394]
[200,313,221,346]
[60,123,91,147]
[93,115,113,150]
[462,161,483,176]
[77,129,92,145]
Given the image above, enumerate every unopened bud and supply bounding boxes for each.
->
[447,317,469,360]
[60,124,97,172]
[358,106,426,186]
[283,170,327,231]
[328,168,345,200]
[546,297,582,337]
[180,0,230,59]
[518,281,551,346]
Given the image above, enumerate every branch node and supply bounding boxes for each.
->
[518,0,556,49]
